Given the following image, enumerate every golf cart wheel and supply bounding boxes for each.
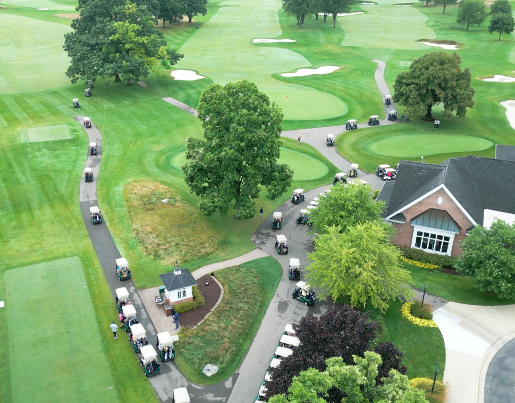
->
[304,301,309,306]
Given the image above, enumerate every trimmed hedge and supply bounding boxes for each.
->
[399,246,458,269]
[174,286,205,314]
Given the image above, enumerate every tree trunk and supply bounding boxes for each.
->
[466,22,470,31]
[315,13,318,19]
[323,13,327,23]
[163,19,166,27]
[115,73,121,82]
[333,14,336,28]
[127,79,132,85]
[425,105,433,120]
[442,3,446,13]
[499,32,502,40]
[188,15,192,22]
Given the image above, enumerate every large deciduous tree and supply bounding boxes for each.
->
[182,80,293,219]
[283,0,315,27]
[490,0,512,15]
[309,183,384,235]
[456,220,515,299]
[325,0,352,27]
[393,51,475,120]
[183,0,208,23]
[433,0,457,14]
[306,223,413,311]
[488,13,515,40]
[456,0,487,31]
[158,0,185,27]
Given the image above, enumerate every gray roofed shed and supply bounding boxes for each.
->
[159,267,197,291]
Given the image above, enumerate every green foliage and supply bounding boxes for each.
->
[433,0,457,14]
[309,184,384,235]
[307,223,413,311]
[173,286,205,314]
[488,13,515,40]
[183,0,208,22]
[323,0,353,27]
[158,0,184,27]
[268,352,429,403]
[456,220,515,299]
[282,0,315,26]
[456,0,488,31]
[393,51,475,120]
[410,302,434,320]
[399,246,458,269]
[490,0,512,15]
[183,80,293,219]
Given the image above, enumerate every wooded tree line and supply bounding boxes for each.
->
[282,0,353,28]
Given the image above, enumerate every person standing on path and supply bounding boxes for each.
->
[173,312,180,330]
[298,136,301,145]
[260,207,263,220]
[110,321,118,339]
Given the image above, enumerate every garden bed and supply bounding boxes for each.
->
[179,275,222,328]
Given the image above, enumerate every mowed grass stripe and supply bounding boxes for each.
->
[5,257,117,403]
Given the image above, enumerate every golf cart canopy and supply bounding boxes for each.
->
[299,209,308,216]
[73,98,78,102]
[296,281,312,292]
[116,287,129,300]
[140,345,157,361]
[378,164,391,169]
[284,323,296,335]
[84,117,91,123]
[273,212,282,220]
[385,95,392,100]
[122,304,137,318]
[130,323,146,340]
[90,206,100,215]
[312,197,319,202]
[157,332,174,348]
[351,163,358,169]
[276,235,287,244]
[293,188,304,194]
[335,172,346,179]
[289,258,300,268]
[350,179,367,185]
[270,357,282,368]
[370,115,379,119]
[390,109,397,115]
[275,346,294,358]
[259,384,267,397]
[309,200,318,207]
[280,334,300,347]
[89,142,97,148]
[172,388,190,403]
[327,134,334,139]
[306,205,317,211]
[265,371,272,382]
[385,168,396,173]
[116,258,129,268]
[84,167,92,174]
[347,119,357,123]
[325,189,331,194]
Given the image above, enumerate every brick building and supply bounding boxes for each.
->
[377,146,515,257]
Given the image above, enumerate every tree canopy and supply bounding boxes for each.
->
[64,0,183,84]
[158,0,184,27]
[324,0,352,27]
[488,13,515,40]
[269,353,428,403]
[456,220,515,299]
[490,0,512,15]
[393,51,475,120]
[433,0,457,13]
[307,223,413,311]
[309,183,384,235]
[264,307,407,400]
[182,80,293,219]
[282,0,315,26]
[456,0,488,31]
[183,0,208,22]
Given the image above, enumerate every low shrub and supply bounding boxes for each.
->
[174,286,205,314]
[410,378,447,403]
[399,246,458,269]
[401,302,438,328]
[410,301,433,320]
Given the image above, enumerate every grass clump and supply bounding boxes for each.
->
[410,301,434,320]
[125,180,218,265]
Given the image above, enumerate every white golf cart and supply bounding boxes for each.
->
[291,188,304,204]
[376,164,391,177]
[288,258,300,281]
[272,212,282,230]
[121,304,138,331]
[368,115,380,126]
[84,167,93,182]
[130,323,148,353]
[115,286,130,313]
[296,209,309,225]
[346,119,358,130]
[280,334,300,348]
[326,133,334,146]
[172,387,190,403]
[385,94,392,105]
[156,331,178,362]
[275,234,288,255]
[140,345,160,377]
[388,109,397,121]
[334,172,347,185]
[85,88,92,97]
[90,206,102,224]
[292,281,316,306]
[73,98,80,108]
[382,167,397,181]
[115,257,131,281]
[269,357,282,369]
[349,163,358,178]
[84,116,92,128]
[284,323,296,336]
[275,346,294,359]
[89,141,97,155]
[309,197,319,207]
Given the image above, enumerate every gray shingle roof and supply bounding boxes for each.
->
[496,145,515,162]
[159,268,197,291]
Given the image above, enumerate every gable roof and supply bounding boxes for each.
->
[159,268,197,291]
[411,208,460,233]
[383,156,515,226]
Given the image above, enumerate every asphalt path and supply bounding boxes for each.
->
[485,336,515,402]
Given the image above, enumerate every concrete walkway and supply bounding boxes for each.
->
[162,97,199,117]
[432,302,515,403]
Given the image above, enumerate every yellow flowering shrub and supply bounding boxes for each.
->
[400,257,440,270]
[401,302,438,328]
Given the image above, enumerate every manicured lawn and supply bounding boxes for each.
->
[379,300,445,380]
[174,257,282,384]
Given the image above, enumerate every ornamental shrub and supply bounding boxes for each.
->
[399,246,458,269]
[410,301,434,320]
[173,286,205,314]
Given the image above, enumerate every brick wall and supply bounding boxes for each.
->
[389,188,473,257]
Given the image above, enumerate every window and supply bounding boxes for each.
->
[412,226,453,255]
[177,291,181,299]
[177,288,187,299]
[183,289,186,298]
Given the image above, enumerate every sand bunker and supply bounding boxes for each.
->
[420,41,458,50]
[318,12,364,16]
[281,66,341,77]
[501,100,515,129]
[171,70,205,80]
[483,75,515,82]
[38,7,50,10]
[253,39,296,43]
[361,2,375,4]
[55,13,79,18]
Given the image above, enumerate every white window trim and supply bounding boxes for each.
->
[411,225,455,256]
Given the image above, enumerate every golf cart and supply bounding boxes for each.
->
[90,206,102,224]
[172,388,190,403]
[275,346,294,359]
[346,119,358,130]
[269,357,282,369]
[280,334,300,348]
[73,98,80,108]
[292,281,316,306]
[434,119,440,129]
[156,332,178,362]
[288,258,300,281]
[309,197,319,207]
[257,383,268,401]
[296,209,309,225]
[275,234,288,255]
[325,188,331,195]
[385,94,392,105]
[382,167,397,181]
[140,345,160,377]
[272,212,282,230]
[130,323,148,353]
[84,117,92,128]
[291,188,305,204]
[376,164,391,177]
[334,172,347,185]
[121,304,138,331]
[115,287,130,313]
[116,257,131,281]
[326,133,334,146]
[368,115,380,126]
[388,110,397,121]
[85,88,92,97]
[284,323,296,336]
[89,142,97,155]
[349,163,358,178]
[84,167,93,182]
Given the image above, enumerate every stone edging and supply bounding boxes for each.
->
[191,276,225,330]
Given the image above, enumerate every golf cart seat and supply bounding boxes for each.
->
[383,168,397,181]
[385,95,392,105]
[84,117,92,128]
[349,163,358,178]
[291,188,305,204]
[89,206,102,224]
[292,281,316,306]
[73,98,80,108]
[326,133,334,146]
[272,212,283,230]
[275,346,294,358]
[172,387,190,403]
[334,172,347,185]
[84,167,93,182]
[89,141,97,155]
[140,345,160,377]
[280,334,300,348]
[346,119,358,130]
[288,258,301,281]
[85,88,92,97]
[284,323,296,336]
[388,110,397,121]
[275,234,288,255]
[157,331,177,362]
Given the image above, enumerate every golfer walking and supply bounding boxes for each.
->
[260,207,263,220]
[173,312,180,330]
[298,136,301,145]
[110,321,118,339]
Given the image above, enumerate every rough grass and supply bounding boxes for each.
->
[124,180,217,265]
[174,257,282,384]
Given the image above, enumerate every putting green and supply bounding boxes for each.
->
[368,134,493,157]
[340,6,435,50]
[175,0,347,120]
[4,257,117,402]
[172,147,328,180]
[0,14,72,94]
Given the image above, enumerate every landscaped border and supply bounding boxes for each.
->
[401,302,438,328]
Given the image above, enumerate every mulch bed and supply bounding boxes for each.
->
[437,267,461,276]
[179,274,222,328]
